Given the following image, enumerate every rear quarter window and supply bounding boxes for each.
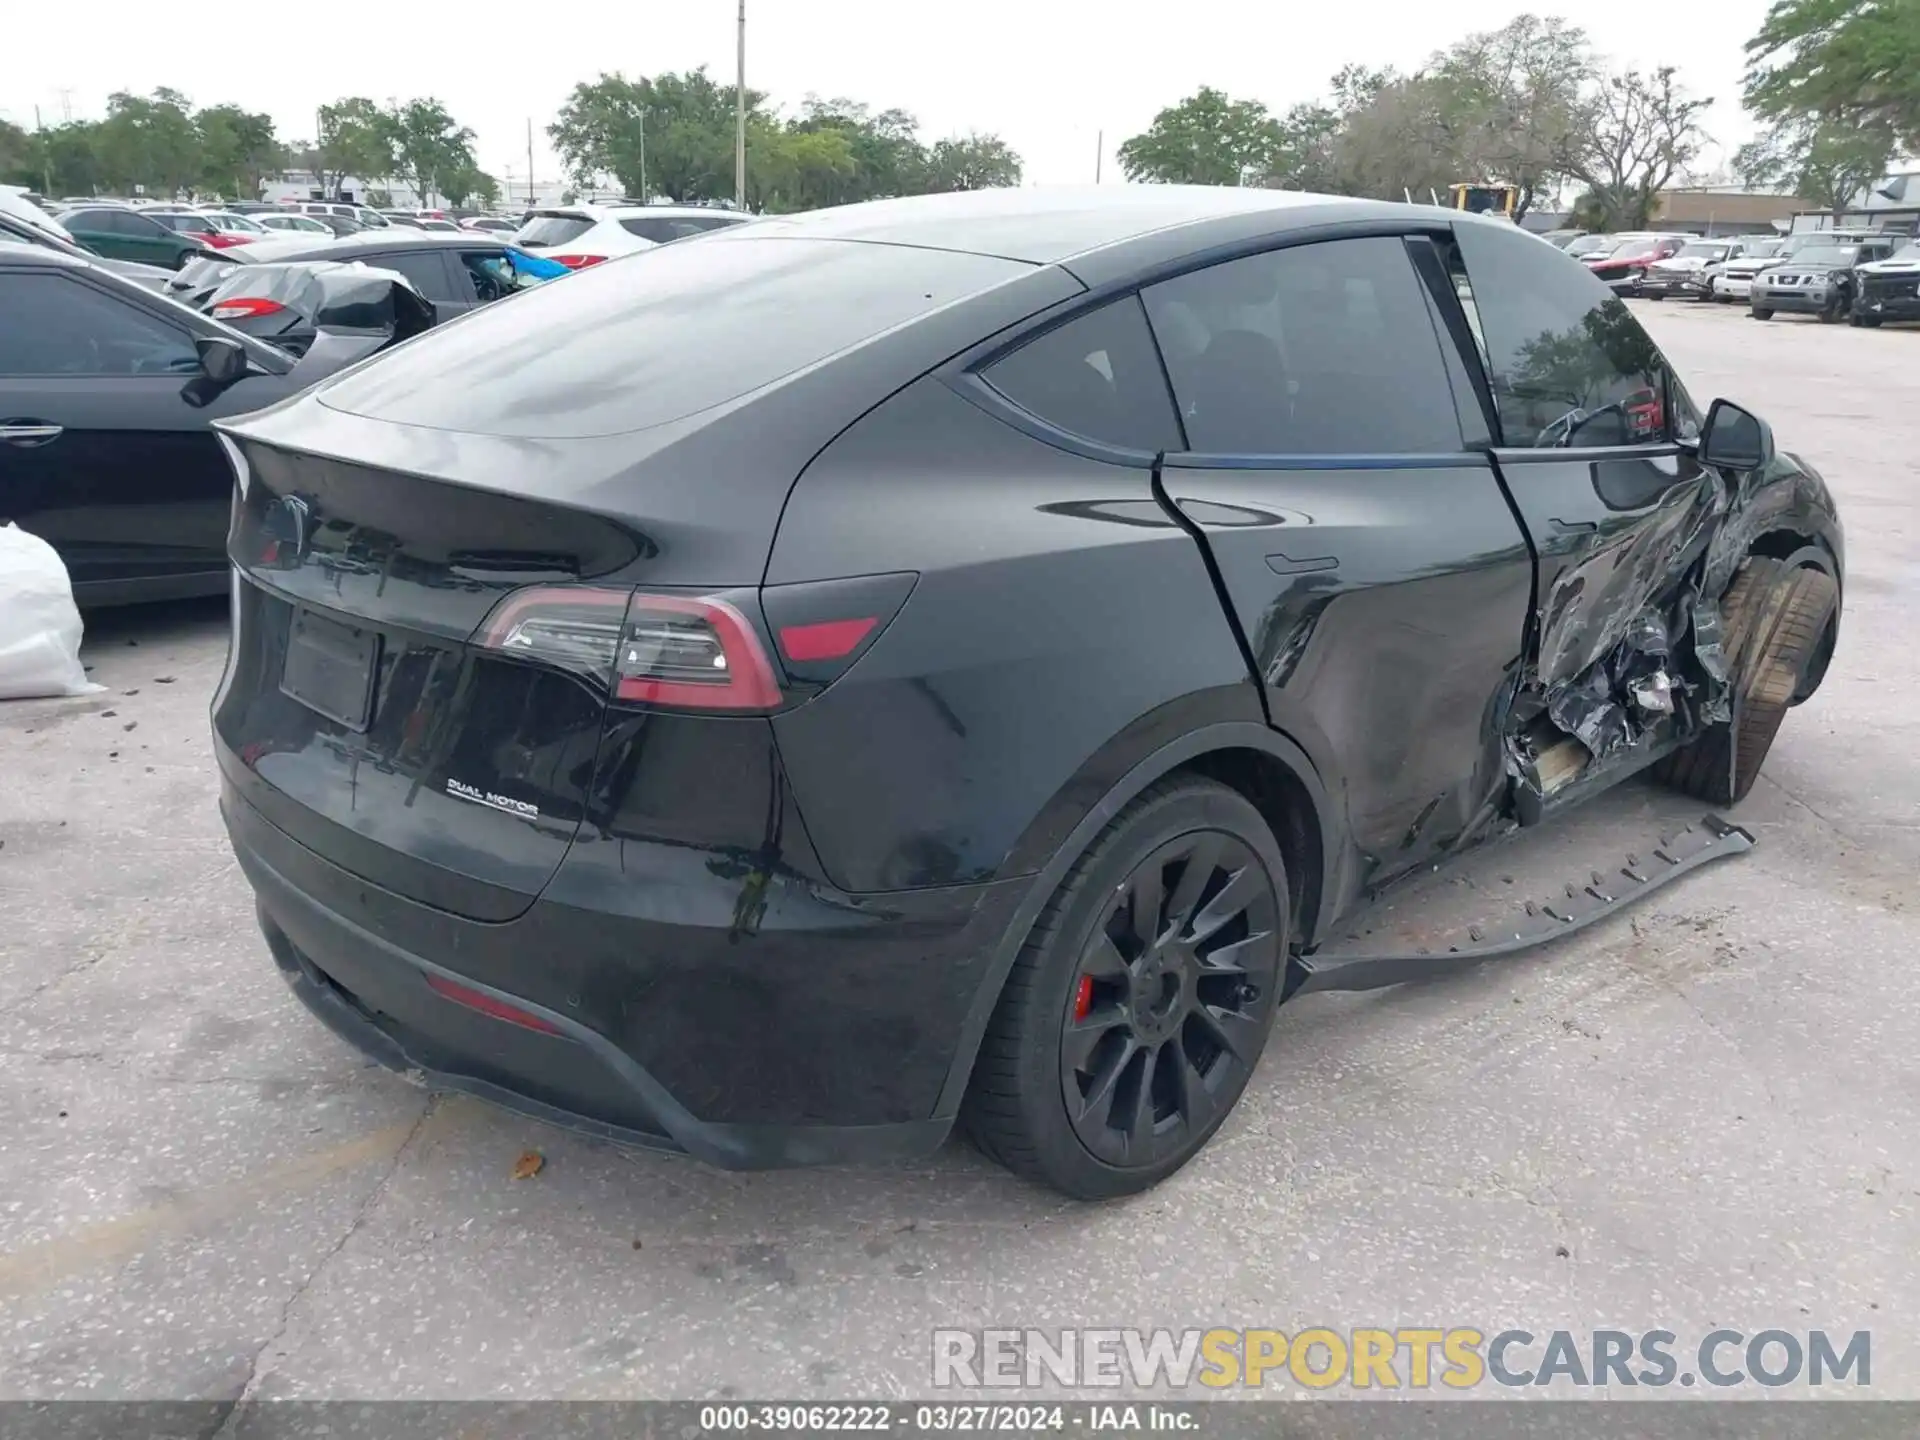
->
[317,236,1032,438]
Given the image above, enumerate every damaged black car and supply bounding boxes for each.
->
[212,191,1843,1200]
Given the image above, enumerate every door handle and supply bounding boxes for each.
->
[1548,517,1597,535]
[0,423,63,448]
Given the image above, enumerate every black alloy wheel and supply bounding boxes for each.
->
[1059,829,1279,1165]
[962,778,1288,1199]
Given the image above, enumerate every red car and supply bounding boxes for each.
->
[1584,234,1688,295]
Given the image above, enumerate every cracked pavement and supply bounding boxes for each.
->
[1,302,1916,1400]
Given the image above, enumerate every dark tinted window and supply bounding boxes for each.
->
[1453,220,1671,449]
[984,296,1181,453]
[0,274,198,375]
[618,215,744,243]
[368,249,453,299]
[318,235,1030,439]
[70,208,140,236]
[517,212,594,248]
[1142,236,1461,455]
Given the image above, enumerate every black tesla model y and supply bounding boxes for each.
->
[213,188,1843,1198]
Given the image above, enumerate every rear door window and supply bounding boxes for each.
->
[367,249,455,300]
[1142,236,1463,455]
[1451,220,1673,449]
[516,212,595,248]
[983,296,1181,454]
[318,236,1032,438]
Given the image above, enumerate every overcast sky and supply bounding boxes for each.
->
[8,0,1770,192]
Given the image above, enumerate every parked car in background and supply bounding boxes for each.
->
[226,202,281,215]
[460,216,518,234]
[56,205,210,269]
[1535,229,1588,248]
[1708,239,1788,301]
[1750,236,1899,321]
[149,209,252,251]
[1562,234,1613,260]
[299,202,391,230]
[1583,234,1688,294]
[1850,240,1920,326]
[418,218,462,232]
[0,208,175,290]
[209,189,1842,1199]
[204,211,272,239]
[167,230,526,321]
[511,202,753,268]
[0,246,417,605]
[1639,238,1754,300]
[378,210,427,229]
[257,213,343,238]
[202,261,437,357]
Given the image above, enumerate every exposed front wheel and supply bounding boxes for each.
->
[962,778,1288,1199]
[1751,307,1774,320]
[1654,559,1839,806]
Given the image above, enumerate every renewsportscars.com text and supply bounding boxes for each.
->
[932,1327,1871,1391]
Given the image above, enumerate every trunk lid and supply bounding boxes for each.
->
[214,431,653,921]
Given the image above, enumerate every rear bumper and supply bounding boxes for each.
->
[223,774,1026,1169]
[1639,273,1708,297]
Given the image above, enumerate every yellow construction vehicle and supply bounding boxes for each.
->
[1449,183,1519,219]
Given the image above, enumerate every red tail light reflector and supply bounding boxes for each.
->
[203,232,253,248]
[548,254,606,270]
[778,616,878,663]
[211,297,288,321]
[476,586,783,711]
[426,974,562,1035]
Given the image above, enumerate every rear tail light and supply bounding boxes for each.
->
[547,254,606,270]
[476,586,783,711]
[210,297,288,321]
[475,573,917,708]
[203,232,252,249]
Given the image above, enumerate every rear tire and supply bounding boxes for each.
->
[1653,560,1838,806]
[961,777,1288,1200]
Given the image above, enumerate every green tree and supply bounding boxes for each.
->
[440,161,500,208]
[390,98,475,207]
[1558,67,1712,229]
[95,88,200,197]
[923,133,1022,191]
[317,97,396,199]
[550,69,768,201]
[790,98,927,199]
[0,118,35,188]
[748,126,859,211]
[1745,0,1920,147]
[1736,117,1897,217]
[1424,15,1592,217]
[1118,87,1282,185]
[195,105,283,200]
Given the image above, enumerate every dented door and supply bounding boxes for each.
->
[1447,221,1726,771]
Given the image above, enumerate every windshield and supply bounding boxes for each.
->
[1564,236,1611,257]
[210,213,266,233]
[155,213,217,234]
[1789,246,1858,267]
[1676,243,1730,261]
[1606,238,1661,259]
[1883,242,1920,264]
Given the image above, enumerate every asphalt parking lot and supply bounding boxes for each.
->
[2,299,1916,1403]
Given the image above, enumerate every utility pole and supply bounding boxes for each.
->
[1095,130,1103,183]
[527,117,535,207]
[35,106,53,195]
[639,106,648,202]
[734,0,747,209]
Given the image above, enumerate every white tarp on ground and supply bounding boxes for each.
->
[0,523,102,699]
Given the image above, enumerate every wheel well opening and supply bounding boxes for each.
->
[1183,748,1323,949]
